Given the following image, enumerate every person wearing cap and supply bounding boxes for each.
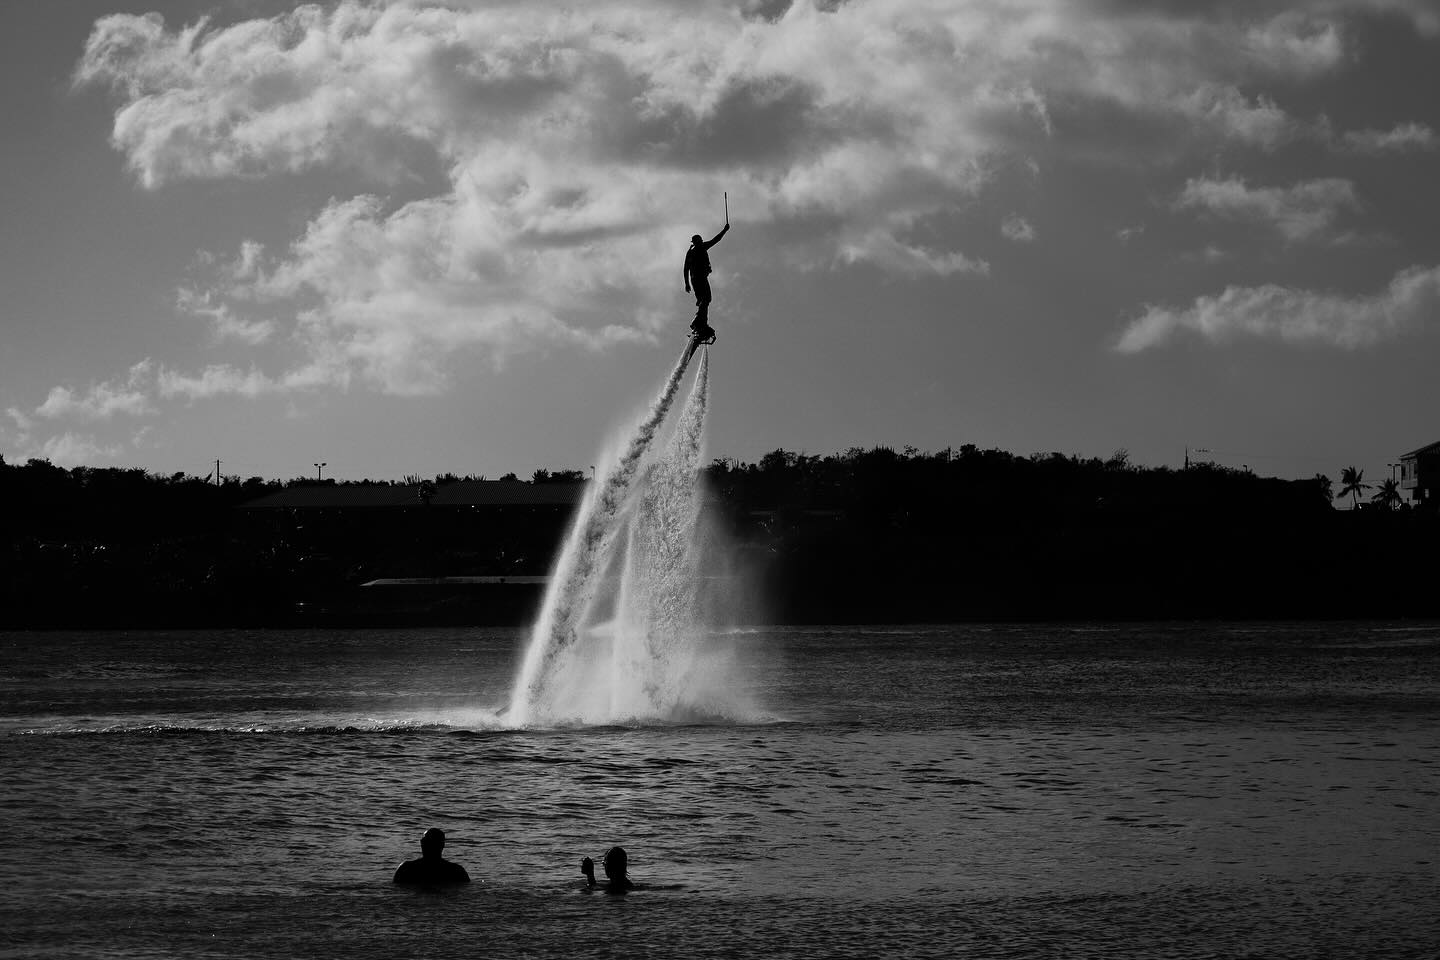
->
[580,845,636,893]
[393,827,471,885]
[683,218,730,340]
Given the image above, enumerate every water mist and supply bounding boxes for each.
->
[509,344,741,726]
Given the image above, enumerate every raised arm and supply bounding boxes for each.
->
[703,222,730,250]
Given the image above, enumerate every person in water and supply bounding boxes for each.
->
[683,218,730,340]
[580,846,635,892]
[393,827,471,885]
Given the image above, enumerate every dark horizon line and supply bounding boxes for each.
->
[2,441,1370,486]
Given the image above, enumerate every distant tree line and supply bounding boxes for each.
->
[701,446,1434,622]
[1,446,1435,627]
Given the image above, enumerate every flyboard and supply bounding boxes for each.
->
[684,325,715,362]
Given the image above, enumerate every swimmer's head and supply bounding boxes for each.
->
[602,846,627,879]
[420,828,445,856]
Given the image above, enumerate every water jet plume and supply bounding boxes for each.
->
[509,342,702,725]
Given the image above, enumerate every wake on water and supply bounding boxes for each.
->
[509,343,754,727]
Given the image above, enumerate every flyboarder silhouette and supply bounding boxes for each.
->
[684,193,729,344]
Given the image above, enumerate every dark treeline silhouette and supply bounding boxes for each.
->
[705,445,1436,622]
[1,446,1435,628]
[0,457,580,627]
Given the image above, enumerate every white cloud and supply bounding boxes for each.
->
[1174,176,1360,243]
[1340,122,1437,154]
[79,2,1065,391]
[836,228,990,276]
[131,425,158,450]
[177,287,277,344]
[1001,214,1035,243]
[36,432,123,467]
[157,364,278,400]
[6,406,34,433]
[156,360,349,400]
[1243,13,1345,75]
[1,408,33,458]
[70,1,1440,392]
[1177,86,1300,151]
[34,360,156,421]
[1115,263,1440,352]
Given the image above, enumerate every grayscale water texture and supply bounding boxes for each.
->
[3,622,1439,958]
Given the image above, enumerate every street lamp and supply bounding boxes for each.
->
[314,462,327,481]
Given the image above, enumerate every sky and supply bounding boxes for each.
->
[2,0,1438,488]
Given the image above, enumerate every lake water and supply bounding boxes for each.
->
[2,622,1438,959]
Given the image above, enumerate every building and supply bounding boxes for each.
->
[1399,441,1440,505]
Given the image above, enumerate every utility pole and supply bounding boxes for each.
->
[314,462,327,481]
[215,459,221,488]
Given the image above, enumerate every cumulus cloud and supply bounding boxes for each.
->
[157,360,348,400]
[37,432,123,467]
[67,0,1440,396]
[157,364,282,400]
[177,288,277,344]
[79,2,1051,391]
[1178,87,1301,151]
[1174,176,1360,243]
[33,360,156,421]
[1001,214,1036,243]
[1243,12,1345,74]
[6,407,35,434]
[837,229,990,276]
[1340,122,1437,154]
[1115,263,1440,352]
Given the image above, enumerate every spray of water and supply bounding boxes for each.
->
[604,349,711,715]
[509,342,704,725]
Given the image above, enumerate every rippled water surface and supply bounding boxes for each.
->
[2,623,1439,958]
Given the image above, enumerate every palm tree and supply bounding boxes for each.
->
[1313,473,1333,507]
[1371,477,1402,511]
[1337,466,1369,509]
